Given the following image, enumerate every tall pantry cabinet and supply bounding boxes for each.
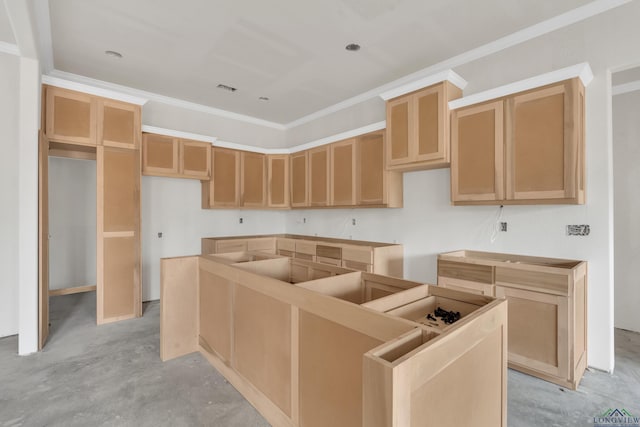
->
[39,85,142,347]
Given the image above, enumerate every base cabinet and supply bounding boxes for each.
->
[438,250,587,389]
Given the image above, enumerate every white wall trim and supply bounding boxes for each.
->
[379,70,467,101]
[141,125,218,144]
[449,62,593,110]
[289,121,386,152]
[0,41,20,56]
[213,140,291,155]
[42,74,149,105]
[613,80,640,96]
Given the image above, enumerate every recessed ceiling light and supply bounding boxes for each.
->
[259,96,269,101]
[345,43,361,52]
[104,50,123,59]
[217,84,237,92]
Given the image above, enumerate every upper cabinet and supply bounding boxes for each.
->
[308,146,330,207]
[356,131,403,207]
[385,81,462,171]
[290,151,308,208]
[330,139,356,206]
[241,151,266,208]
[202,147,240,208]
[451,78,585,205]
[44,85,140,149]
[267,155,290,208]
[142,133,211,179]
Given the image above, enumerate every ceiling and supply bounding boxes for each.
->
[613,66,640,86]
[0,4,15,44]
[44,0,593,124]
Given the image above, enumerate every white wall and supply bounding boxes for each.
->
[48,157,96,290]
[0,52,21,338]
[141,176,286,301]
[613,89,640,333]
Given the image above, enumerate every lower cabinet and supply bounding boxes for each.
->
[437,250,587,389]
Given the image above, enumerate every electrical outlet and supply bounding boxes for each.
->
[500,222,507,232]
[352,218,356,226]
[239,217,243,224]
[303,218,306,223]
[157,232,163,238]
[567,224,590,236]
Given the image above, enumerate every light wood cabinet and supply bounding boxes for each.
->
[241,152,266,207]
[45,86,97,146]
[451,78,585,205]
[202,147,240,208]
[356,130,403,207]
[385,81,462,171]
[267,155,290,208]
[437,250,587,389]
[308,146,330,206]
[143,133,211,179]
[330,139,356,206]
[98,99,141,149]
[290,151,308,207]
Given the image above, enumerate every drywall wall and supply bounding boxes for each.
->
[48,157,96,290]
[141,176,286,301]
[613,89,640,333]
[0,52,20,338]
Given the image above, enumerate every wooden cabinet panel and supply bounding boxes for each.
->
[268,155,290,208]
[438,276,495,296]
[200,270,232,362]
[202,147,240,208]
[247,237,276,252]
[99,99,140,149]
[241,152,266,207]
[291,152,308,207]
[180,139,211,179]
[45,86,97,146]
[330,139,356,206]
[309,146,330,206]
[385,82,462,171]
[451,100,504,202]
[356,131,403,207]
[142,133,179,175]
[216,239,248,253]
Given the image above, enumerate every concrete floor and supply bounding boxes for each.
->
[1,292,639,427]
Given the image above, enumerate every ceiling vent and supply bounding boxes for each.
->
[217,84,237,92]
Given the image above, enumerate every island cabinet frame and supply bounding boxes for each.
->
[161,254,507,427]
[437,250,588,389]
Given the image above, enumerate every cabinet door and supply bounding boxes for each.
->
[142,133,179,176]
[98,99,140,149]
[330,139,356,206]
[203,147,240,207]
[268,155,290,208]
[45,86,97,146]
[451,100,504,202]
[180,139,211,179]
[290,151,308,207]
[309,146,330,206]
[506,80,580,201]
[357,131,385,205]
[495,286,568,380]
[97,146,141,324]
[241,151,266,207]
[414,84,445,162]
[386,96,411,166]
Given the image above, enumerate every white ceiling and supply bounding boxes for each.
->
[0,3,16,44]
[48,0,594,124]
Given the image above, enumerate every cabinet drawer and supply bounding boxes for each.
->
[277,238,296,252]
[438,260,493,284]
[295,240,316,255]
[316,256,342,266]
[294,252,315,262]
[316,244,342,260]
[342,260,373,273]
[438,276,495,296]
[277,249,293,258]
[216,240,248,253]
[342,246,373,264]
[247,237,276,252]
[495,267,568,296]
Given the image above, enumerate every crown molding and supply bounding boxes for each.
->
[141,125,218,144]
[0,41,20,56]
[613,80,640,96]
[290,121,386,152]
[449,62,593,110]
[379,70,467,101]
[42,74,148,105]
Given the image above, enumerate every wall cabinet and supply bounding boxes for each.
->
[437,250,587,389]
[202,147,240,208]
[290,151,308,207]
[330,139,356,206]
[451,78,585,205]
[143,133,211,179]
[356,131,403,207]
[308,146,330,206]
[267,155,289,208]
[45,85,141,149]
[241,151,266,207]
[385,81,462,171]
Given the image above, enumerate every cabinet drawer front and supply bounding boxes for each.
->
[342,246,373,264]
[294,252,315,262]
[295,241,316,255]
[216,240,248,253]
[438,276,495,296]
[342,260,372,273]
[316,244,342,259]
[316,256,342,266]
[438,260,493,284]
[247,238,275,252]
[495,267,569,296]
[277,238,296,252]
[277,249,294,258]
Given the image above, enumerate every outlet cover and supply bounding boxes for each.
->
[567,224,590,236]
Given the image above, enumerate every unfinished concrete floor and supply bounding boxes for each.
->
[1,292,639,427]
